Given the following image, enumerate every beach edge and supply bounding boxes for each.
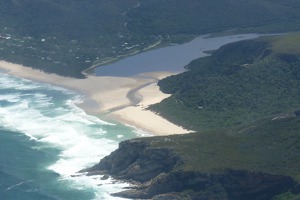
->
[0,60,191,136]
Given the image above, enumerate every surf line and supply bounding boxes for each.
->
[5,180,34,192]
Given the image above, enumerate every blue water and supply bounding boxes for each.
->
[95,34,261,76]
[0,73,145,199]
[0,33,265,199]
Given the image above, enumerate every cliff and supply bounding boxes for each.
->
[82,138,300,200]
[81,35,300,199]
[81,139,181,183]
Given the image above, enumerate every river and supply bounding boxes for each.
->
[95,33,261,77]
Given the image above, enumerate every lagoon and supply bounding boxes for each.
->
[95,33,261,77]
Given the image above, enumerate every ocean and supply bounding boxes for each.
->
[0,72,144,200]
[0,33,265,200]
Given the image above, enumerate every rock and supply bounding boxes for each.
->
[220,169,297,200]
[295,110,300,116]
[112,170,298,200]
[83,139,181,183]
[82,139,300,200]
[101,174,109,180]
[152,193,189,200]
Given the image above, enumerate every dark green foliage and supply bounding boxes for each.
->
[1,0,300,77]
[0,0,133,38]
[143,33,300,199]
[138,113,300,199]
[144,114,300,182]
[127,0,300,35]
[150,36,300,130]
[0,0,154,77]
[273,192,300,200]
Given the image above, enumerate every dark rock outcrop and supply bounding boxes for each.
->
[113,170,297,200]
[114,171,227,199]
[295,110,300,116]
[81,139,181,183]
[220,169,297,200]
[81,139,299,200]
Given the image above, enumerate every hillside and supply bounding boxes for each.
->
[84,33,300,199]
[85,113,300,199]
[147,114,300,181]
[2,1,300,199]
[0,0,149,77]
[1,0,300,77]
[127,0,300,35]
[150,34,300,131]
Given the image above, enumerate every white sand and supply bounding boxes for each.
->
[0,60,191,135]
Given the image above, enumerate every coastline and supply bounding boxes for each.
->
[0,60,190,136]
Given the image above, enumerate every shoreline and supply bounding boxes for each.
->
[0,60,191,136]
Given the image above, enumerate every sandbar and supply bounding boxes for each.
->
[0,60,191,135]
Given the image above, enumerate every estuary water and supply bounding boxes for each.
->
[95,33,261,76]
[0,33,262,199]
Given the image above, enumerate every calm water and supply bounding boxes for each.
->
[95,34,260,76]
[0,33,262,200]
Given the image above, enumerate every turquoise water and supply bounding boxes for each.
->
[0,73,144,199]
[0,33,266,199]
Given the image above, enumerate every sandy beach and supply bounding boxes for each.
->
[0,60,190,135]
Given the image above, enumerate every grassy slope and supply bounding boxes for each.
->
[140,114,300,200]
[145,34,300,199]
[1,0,300,77]
[150,34,300,131]
[144,113,300,182]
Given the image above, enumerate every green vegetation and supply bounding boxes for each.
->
[144,33,300,199]
[139,111,300,200]
[150,34,300,131]
[272,33,300,55]
[1,0,300,77]
[0,0,160,77]
[140,113,300,198]
[127,0,300,35]
[2,2,300,198]
[273,192,300,200]
[144,113,300,181]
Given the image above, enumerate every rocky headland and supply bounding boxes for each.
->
[81,34,300,200]
[81,138,300,200]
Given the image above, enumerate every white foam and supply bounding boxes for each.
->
[0,73,137,199]
[0,75,40,90]
[124,123,152,137]
[0,94,20,103]
[31,93,54,107]
[66,99,116,126]
[64,174,130,200]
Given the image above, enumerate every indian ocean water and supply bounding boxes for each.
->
[0,72,146,200]
[0,33,264,200]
